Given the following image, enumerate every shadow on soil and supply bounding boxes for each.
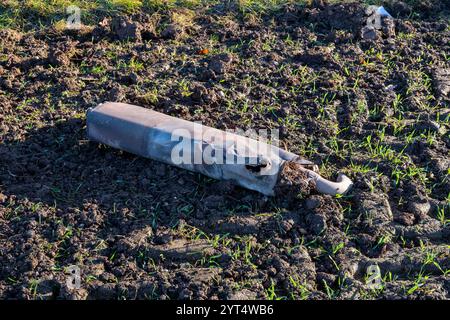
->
[0,118,275,235]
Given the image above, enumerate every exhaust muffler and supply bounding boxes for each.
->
[86,102,352,196]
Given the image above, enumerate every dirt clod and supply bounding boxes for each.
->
[361,26,378,40]
[111,17,142,41]
[274,162,315,206]
[208,53,234,74]
[395,212,416,226]
[433,68,450,98]
[161,24,183,40]
[146,239,215,262]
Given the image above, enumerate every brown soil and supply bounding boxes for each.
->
[0,0,449,300]
[274,162,315,206]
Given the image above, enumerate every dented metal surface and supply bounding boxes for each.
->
[87,102,353,196]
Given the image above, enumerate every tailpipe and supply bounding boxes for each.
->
[303,169,353,196]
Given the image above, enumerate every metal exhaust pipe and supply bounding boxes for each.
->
[86,102,353,196]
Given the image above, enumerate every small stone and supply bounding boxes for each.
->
[408,201,431,219]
